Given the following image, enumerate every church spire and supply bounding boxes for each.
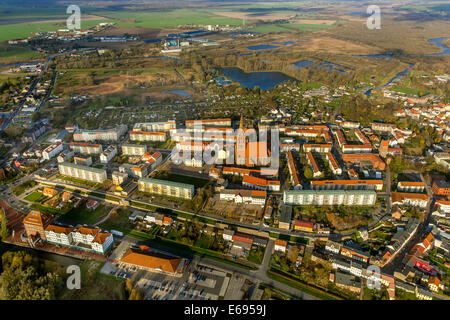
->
[239,114,244,130]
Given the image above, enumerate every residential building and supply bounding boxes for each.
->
[274,239,287,253]
[42,142,63,160]
[286,150,302,189]
[23,210,53,241]
[73,156,92,167]
[119,163,148,179]
[283,190,377,206]
[122,144,147,156]
[432,180,450,196]
[242,175,280,191]
[58,162,107,183]
[391,192,429,208]
[70,142,103,155]
[219,189,266,206]
[279,205,292,230]
[44,224,74,246]
[138,178,194,199]
[310,180,383,191]
[397,181,425,193]
[326,152,342,175]
[100,145,117,163]
[130,130,167,142]
[73,125,127,142]
[340,246,370,263]
[293,220,315,232]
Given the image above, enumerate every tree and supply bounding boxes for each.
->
[0,208,9,241]
[304,167,313,180]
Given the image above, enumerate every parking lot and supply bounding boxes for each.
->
[100,238,231,300]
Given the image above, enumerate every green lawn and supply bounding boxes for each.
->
[58,260,125,300]
[0,45,41,64]
[62,204,111,225]
[101,9,242,29]
[24,191,44,202]
[0,19,111,42]
[12,180,37,196]
[266,269,341,300]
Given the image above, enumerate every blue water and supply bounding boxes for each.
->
[222,67,296,91]
[292,59,314,68]
[273,41,295,46]
[426,37,450,56]
[239,53,253,56]
[365,63,414,96]
[315,61,351,73]
[247,44,280,51]
[163,90,191,98]
[352,54,392,60]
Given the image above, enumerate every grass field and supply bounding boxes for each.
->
[58,260,125,300]
[0,45,41,64]
[99,9,242,29]
[0,19,111,42]
[24,191,44,202]
[61,204,111,225]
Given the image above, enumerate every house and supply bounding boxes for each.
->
[274,239,287,253]
[333,271,361,294]
[61,191,71,202]
[162,216,173,226]
[91,231,114,254]
[278,205,292,230]
[415,286,433,300]
[340,246,370,263]
[223,229,234,241]
[428,276,440,292]
[86,200,99,210]
[325,240,342,255]
[293,220,315,232]
[432,180,450,196]
[232,233,254,250]
[44,224,74,246]
[42,187,58,198]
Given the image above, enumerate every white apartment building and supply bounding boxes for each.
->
[112,171,128,185]
[119,163,148,179]
[91,231,114,254]
[326,152,342,175]
[58,162,107,183]
[283,190,377,206]
[121,144,147,156]
[73,124,127,142]
[70,142,103,155]
[44,224,74,246]
[100,145,117,163]
[219,189,266,206]
[138,178,194,200]
[397,181,425,193]
[42,142,63,160]
[57,149,74,163]
[130,130,167,142]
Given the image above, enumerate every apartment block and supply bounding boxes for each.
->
[283,190,377,206]
[58,162,107,183]
[138,178,194,199]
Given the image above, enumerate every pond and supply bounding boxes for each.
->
[426,37,450,56]
[292,59,314,69]
[162,90,192,98]
[221,67,297,91]
[247,44,280,51]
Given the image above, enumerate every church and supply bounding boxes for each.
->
[235,115,271,167]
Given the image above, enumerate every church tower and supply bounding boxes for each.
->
[236,114,246,165]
